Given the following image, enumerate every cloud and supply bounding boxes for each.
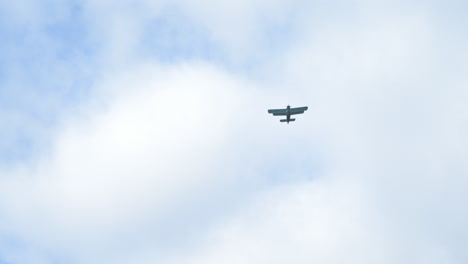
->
[1,0,468,263]
[164,178,451,264]
[0,63,255,261]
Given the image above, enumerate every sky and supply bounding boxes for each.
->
[0,0,468,263]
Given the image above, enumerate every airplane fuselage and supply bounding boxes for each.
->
[286,105,291,123]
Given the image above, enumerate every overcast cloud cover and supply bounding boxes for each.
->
[1,0,468,263]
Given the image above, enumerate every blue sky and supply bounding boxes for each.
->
[1,0,468,263]
[0,1,96,164]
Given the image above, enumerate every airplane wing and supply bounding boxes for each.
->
[268,109,287,116]
[290,106,308,115]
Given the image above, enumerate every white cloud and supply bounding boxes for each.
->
[0,63,258,262]
[164,178,455,264]
[1,0,468,263]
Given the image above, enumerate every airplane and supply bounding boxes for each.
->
[268,105,308,124]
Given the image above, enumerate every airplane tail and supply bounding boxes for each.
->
[280,118,295,122]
